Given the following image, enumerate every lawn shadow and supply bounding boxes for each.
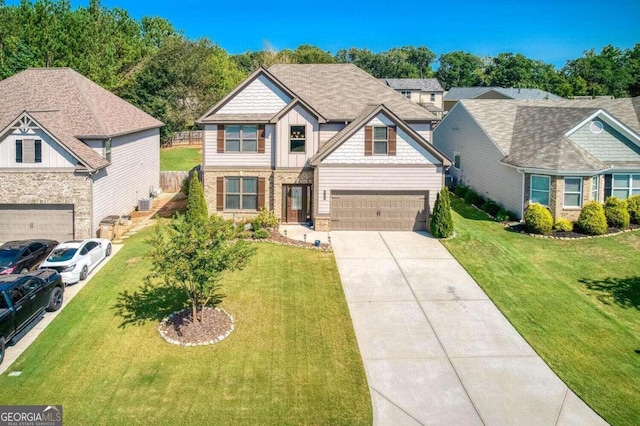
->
[450,197,493,221]
[112,279,188,328]
[579,276,640,310]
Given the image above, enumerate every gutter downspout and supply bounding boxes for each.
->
[518,168,525,220]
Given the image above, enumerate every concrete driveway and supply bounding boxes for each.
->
[331,231,607,426]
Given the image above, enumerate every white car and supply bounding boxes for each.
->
[39,239,112,285]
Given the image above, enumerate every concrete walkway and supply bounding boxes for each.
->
[331,231,607,426]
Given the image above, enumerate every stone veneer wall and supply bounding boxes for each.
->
[1,170,93,238]
[203,168,315,224]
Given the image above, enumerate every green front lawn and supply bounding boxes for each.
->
[160,146,202,171]
[442,197,640,426]
[0,230,371,425]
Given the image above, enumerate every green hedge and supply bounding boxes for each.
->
[576,201,608,235]
[524,204,553,235]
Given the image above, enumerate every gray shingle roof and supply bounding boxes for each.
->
[0,68,163,170]
[379,78,444,92]
[445,87,564,101]
[457,98,640,172]
[268,64,437,121]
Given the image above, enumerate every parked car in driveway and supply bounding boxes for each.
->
[39,239,112,285]
[0,270,64,364]
[0,240,58,275]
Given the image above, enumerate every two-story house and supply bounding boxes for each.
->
[0,68,163,241]
[197,64,450,231]
[380,78,445,118]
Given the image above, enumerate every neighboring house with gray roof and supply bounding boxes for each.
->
[380,78,445,117]
[0,68,163,241]
[433,97,640,221]
[197,64,449,231]
[443,87,564,112]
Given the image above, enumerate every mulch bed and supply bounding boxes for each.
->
[158,307,234,346]
[263,228,332,250]
[508,222,640,239]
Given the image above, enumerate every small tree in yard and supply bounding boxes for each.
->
[430,187,453,238]
[147,213,255,324]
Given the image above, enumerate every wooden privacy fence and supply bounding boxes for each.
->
[160,166,203,193]
[161,131,203,147]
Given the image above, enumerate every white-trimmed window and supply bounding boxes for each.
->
[612,174,640,199]
[591,175,599,201]
[225,125,257,152]
[564,177,583,207]
[15,139,42,163]
[103,139,112,162]
[453,152,461,169]
[289,125,306,153]
[430,93,436,102]
[225,177,258,210]
[530,175,550,206]
[400,90,411,99]
[373,127,388,155]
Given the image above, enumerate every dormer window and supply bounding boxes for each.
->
[16,139,42,163]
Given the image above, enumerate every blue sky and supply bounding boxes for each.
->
[8,0,640,68]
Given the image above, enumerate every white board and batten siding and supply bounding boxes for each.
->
[203,124,274,168]
[433,104,524,216]
[92,128,160,234]
[275,105,319,168]
[317,167,441,215]
[218,75,291,114]
[0,128,77,168]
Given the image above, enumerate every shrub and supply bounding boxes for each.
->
[553,218,574,232]
[252,220,261,231]
[184,174,208,224]
[524,204,553,235]
[626,195,640,224]
[453,185,469,198]
[495,209,512,222]
[463,188,483,206]
[253,208,279,228]
[430,187,454,238]
[481,200,501,217]
[253,229,269,239]
[604,196,630,229]
[576,201,608,235]
[237,230,252,239]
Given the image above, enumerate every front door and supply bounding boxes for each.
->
[285,185,311,223]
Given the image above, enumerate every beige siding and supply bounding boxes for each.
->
[418,92,444,110]
[275,105,319,168]
[319,123,345,145]
[203,124,273,168]
[433,104,524,217]
[0,128,77,168]
[409,123,432,143]
[92,128,160,234]
[218,75,291,114]
[317,166,442,215]
[323,113,439,165]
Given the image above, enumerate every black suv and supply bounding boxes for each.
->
[0,240,58,275]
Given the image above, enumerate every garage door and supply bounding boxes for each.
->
[0,204,74,242]
[331,191,429,231]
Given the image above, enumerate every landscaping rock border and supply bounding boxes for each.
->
[158,307,235,347]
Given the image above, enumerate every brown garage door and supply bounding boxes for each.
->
[0,204,74,242]
[330,191,429,231]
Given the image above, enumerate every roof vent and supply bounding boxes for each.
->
[590,121,604,134]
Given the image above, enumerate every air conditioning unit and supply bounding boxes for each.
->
[138,197,152,211]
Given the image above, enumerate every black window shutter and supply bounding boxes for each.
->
[16,140,23,163]
[604,174,612,198]
[35,140,42,163]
